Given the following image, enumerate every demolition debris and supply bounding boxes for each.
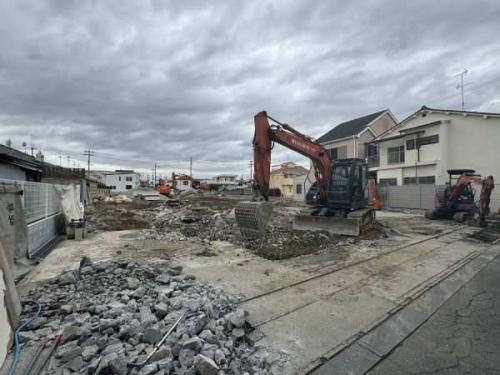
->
[13,258,285,375]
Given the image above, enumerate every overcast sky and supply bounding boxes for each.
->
[1,0,499,179]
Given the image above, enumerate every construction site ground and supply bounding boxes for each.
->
[21,193,500,374]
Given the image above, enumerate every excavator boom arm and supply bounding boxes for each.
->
[252,111,332,201]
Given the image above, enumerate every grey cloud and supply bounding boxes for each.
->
[0,0,499,176]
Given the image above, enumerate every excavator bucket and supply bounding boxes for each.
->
[293,208,376,236]
[235,201,273,239]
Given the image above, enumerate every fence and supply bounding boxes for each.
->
[379,184,500,212]
[0,179,67,258]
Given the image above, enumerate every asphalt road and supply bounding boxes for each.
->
[368,255,500,375]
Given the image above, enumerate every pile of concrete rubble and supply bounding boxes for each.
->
[18,258,285,374]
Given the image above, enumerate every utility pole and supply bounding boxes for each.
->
[189,157,193,178]
[249,160,253,180]
[58,153,62,167]
[154,163,157,185]
[30,144,35,157]
[81,148,95,177]
[66,155,71,167]
[455,68,468,110]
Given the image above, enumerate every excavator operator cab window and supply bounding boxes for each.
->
[331,165,350,192]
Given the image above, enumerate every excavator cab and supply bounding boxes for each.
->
[327,159,368,211]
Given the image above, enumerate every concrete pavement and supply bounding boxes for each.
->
[368,254,500,375]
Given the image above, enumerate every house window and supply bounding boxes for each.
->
[417,134,439,146]
[406,135,439,150]
[379,178,397,186]
[387,145,405,164]
[296,184,302,194]
[329,145,347,160]
[118,176,122,181]
[182,180,189,185]
[403,176,436,184]
[125,185,132,189]
[126,176,132,181]
[418,176,435,184]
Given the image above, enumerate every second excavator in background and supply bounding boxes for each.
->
[425,169,494,227]
[235,111,375,238]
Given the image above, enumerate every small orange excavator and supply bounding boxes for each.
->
[425,169,494,227]
[155,178,172,196]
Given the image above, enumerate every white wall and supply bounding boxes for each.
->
[176,179,192,192]
[373,111,500,186]
[292,175,306,201]
[104,173,140,192]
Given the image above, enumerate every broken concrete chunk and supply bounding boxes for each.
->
[232,328,245,339]
[194,354,220,375]
[60,304,75,314]
[225,309,246,328]
[130,286,147,299]
[149,346,172,362]
[138,363,158,375]
[82,344,99,361]
[101,342,125,356]
[63,325,81,342]
[178,348,195,368]
[139,306,158,326]
[154,302,168,319]
[167,265,183,276]
[182,337,203,353]
[60,346,83,363]
[155,273,171,284]
[214,349,226,365]
[126,277,140,289]
[142,327,162,344]
[58,270,79,285]
[18,331,38,343]
[65,355,83,372]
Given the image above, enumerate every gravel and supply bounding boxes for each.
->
[17,257,286,374]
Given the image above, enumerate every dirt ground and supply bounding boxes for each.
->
[85,193,389,260]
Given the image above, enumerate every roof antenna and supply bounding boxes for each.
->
[455,68,468,111]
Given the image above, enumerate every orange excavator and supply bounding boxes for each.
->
[425,169,494,226]
[155,178,172,196]
[235,111,375,238]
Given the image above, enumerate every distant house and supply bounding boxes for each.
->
[0,144,42,181]
[369,106,500,188]
[270,162,309,199]
[214,175,238,185]
[95,170,140,192]
[172,174,193,192]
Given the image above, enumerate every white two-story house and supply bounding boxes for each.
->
[370,106,500,186]
[97,170,140,192]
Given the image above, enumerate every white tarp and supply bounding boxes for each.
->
[55,184,84,224]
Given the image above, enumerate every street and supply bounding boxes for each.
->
[368,255,500,375]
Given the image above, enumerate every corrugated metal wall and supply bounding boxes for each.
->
[379,184,500,212]
[0,179,65,257]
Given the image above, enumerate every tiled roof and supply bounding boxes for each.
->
[317,110,387,143]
